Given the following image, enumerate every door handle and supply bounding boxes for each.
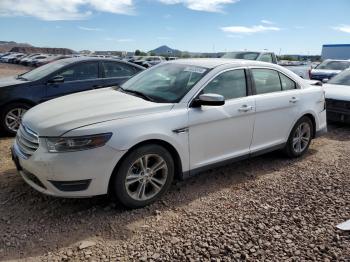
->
[238,105,254,112]
[289,97,299,103]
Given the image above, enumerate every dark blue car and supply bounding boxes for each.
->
[0,57,145,134]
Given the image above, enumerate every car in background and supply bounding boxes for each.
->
[33,55,71,67]
[19,54,42,66]
[222,51,278,64]
[11,59,327,208]
[323,69,350,123]
[0,52,11,59]
[7,53,26,63]
[166,57,178,61]
[0,57,144,134]
[28,54,51,67]
[309,59,350,81]
[133,56,165,68]
[0,53,24,63]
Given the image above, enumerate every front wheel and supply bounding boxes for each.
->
[284,116,313,158]
[0,103,31,135]
[112,144,174,208]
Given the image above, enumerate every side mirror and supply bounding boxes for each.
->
[48,75,64,83]
[322,78,329,83]
[192,93,225,107]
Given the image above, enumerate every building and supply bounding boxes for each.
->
[321,44,350,60]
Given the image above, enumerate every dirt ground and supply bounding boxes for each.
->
[0,63,349,261]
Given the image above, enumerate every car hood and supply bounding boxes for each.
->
[324,84,350,101]
[23,87,174,136]
[0,76,27,88]
[311,69,342,75]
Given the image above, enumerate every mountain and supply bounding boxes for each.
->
[149,45,224,58]
[149,45,182,56]
[0,41,32,52]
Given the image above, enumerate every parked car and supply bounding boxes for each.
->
[0,57,144,134]
[34,55,70,67]
[309,59,350,81]
[11,59,327,208]
[0,53,24,63]
[222,51,278,64]
[28,55,50,67]
[323,69,350,123]
[0,52,11,59]
[7,53,26,63]
[133,56,165,68]
[19,54,42,66]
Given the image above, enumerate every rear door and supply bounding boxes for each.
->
[101,61,141,87]
[45,61,100,100]
[249,68,301,153]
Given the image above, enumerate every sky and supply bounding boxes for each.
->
[0,0,349,55]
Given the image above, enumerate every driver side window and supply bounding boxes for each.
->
[202,69,247,100]
[56,62,98,82]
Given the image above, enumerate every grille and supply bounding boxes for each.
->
[16,125,39,158]
[326,99,350,110]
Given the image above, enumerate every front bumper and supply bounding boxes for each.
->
[11,142,126,198]
[326,99,350,124]
[327,110,350,123]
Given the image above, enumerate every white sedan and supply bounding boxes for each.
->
[323,69,350,123]
[12,59,327,208]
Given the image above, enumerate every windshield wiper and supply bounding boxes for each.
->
[118,87,156,102]
[16,75,28,81]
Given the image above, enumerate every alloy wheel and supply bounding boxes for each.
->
[125,154,168,201]
[5,108,27,132]
[293,122,311,153]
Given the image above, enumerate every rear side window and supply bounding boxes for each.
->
[202,69,247,100]
[102,62,136,78]
[259,54,273,63]
[58,62,98,81]
[279,73,296,90]
[252,69,281,94]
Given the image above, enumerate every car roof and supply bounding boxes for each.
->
[54,57,145,68]
[168,58,276,69]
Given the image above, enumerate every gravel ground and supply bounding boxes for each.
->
[0,64,349,261]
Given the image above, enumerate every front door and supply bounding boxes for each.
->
[45,61,100,100]
[188,69,255,170]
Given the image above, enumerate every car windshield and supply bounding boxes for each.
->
[121,63,209,103]
[316,60,350,70]
[20,59,70,81]
[222,52,260,60]
[328,70,350,86]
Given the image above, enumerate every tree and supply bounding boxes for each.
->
[135,49,141,56]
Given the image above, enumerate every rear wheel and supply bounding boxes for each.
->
[284,116,313,158]
[112,144,174,208]
[0,103,31,135]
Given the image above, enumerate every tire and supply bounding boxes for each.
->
[284,116,313,158]
[112,144,174,208]
[0,103,31,135]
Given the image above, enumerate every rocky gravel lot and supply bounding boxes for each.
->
[0,63,349,261]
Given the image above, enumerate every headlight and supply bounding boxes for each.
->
[45,133,112,153]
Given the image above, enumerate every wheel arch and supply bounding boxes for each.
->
[1,99,37,109]
[287,112,317,141]
[108,138,183,195]
[303,113,316,138]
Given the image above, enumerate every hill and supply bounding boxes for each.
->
[149,45,182,56]
[0,41,32,52]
